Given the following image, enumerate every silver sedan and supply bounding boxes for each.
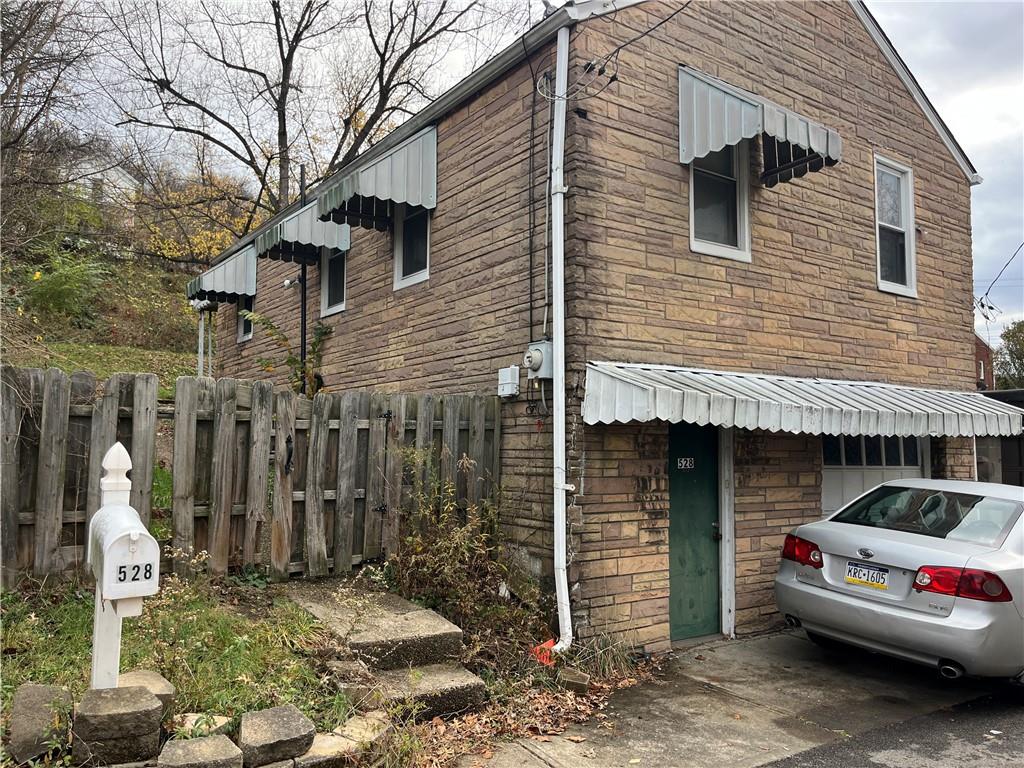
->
[775,479,1024,681]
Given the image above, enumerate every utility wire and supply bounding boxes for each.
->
[535,0,694,102]
[981,240,1023,299]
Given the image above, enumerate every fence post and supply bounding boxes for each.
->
[303,392,331,577]
[1,367,21,586]
[34,368,71,575]
[271,389,296,581]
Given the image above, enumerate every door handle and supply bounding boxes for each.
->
[711,522,722,542]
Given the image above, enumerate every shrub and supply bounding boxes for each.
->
[24,253,107,324]
[382,451,551,680]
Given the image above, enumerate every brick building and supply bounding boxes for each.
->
[187,1,1024,652]
[976,333,995,390]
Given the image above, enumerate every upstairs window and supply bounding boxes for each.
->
[237,296,254,342]
[689,144,750,262]
[393,203,430,289]
[321,250,346,317]
[875,156,916,297]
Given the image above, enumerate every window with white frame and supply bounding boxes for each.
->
[321,250,346,317]
[875,156,916,296]
[237,296,253,342]
[689,144,750,262]
[393,203,429,289]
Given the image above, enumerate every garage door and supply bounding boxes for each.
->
[822,435,925,514]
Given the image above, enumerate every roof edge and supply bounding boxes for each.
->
[848,0,981,186]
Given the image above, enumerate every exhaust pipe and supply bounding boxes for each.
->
[938,661,964,680]
[784,615,802,629]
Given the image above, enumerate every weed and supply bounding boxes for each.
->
[228,565,270,591]
[0,574,344,730]
[386,449,550,683]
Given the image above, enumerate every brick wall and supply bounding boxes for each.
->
[214,43,558,393]
[733,430,821,634]
[930,436,977,480]
[975,336,994,390]
[566,1,975,390]
[572,421,672,653]
[570,424,823,651]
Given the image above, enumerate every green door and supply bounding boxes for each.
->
[668,422,720,640]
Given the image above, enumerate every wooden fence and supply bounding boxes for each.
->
[0,366,501,585]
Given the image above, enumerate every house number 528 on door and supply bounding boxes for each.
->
[677,457,695,470]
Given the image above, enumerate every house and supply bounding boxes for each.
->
[186,0,1024,652]
[975,333,995,390]
[978,389,1024,486]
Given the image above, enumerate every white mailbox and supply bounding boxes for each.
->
[88,504,160,601]
[88,442,161,690]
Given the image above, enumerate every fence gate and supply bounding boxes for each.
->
[0,366,501,585]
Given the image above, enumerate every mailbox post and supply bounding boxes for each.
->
[88,443,160,689]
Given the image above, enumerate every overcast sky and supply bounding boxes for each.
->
[865,1,1023,346]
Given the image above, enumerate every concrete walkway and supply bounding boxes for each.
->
[459,630,1002,768]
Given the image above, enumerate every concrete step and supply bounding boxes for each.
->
[288,586,463,670]
[376,663,487,720]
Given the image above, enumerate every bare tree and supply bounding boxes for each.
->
[1,0,105,255]
[101,0,526,237]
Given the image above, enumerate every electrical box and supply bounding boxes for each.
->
[523,340,553,380]
[88,504,160,602]
[498,365,520,397]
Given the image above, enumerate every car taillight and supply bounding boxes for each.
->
[914,566,1013,602]
[782,534,823,569]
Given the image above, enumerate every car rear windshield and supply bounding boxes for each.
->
[832,486,1023,547]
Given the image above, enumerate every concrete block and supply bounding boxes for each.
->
[376,664,486,719]
[293,735,359,768]
[7,683,73,763]
[556,668,591,695]
[158,735,242,768]
[332,711,390,750]
[237,705,315,767]
[119,670,176,713]
[75,687,163,739]
[289,589,462,670]
[172,714,233,738]
[72,729,160,766]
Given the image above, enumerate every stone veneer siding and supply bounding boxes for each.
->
[206,2,982,653]
[572,426,980,653]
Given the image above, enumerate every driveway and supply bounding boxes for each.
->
[461,630,1017,768]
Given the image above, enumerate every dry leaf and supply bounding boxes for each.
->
[565,735,587,743]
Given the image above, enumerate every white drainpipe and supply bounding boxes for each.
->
[550,24,573,654]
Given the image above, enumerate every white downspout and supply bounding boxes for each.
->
[197,310,205,377]
[550,24,573,654]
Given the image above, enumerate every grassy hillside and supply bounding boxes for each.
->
[3,257,199,397]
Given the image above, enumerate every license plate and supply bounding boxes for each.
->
[845,561,889,590]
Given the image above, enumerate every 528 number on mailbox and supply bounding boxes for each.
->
[117,563,153,583]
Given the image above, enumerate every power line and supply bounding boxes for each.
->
[981,240,1023,298]
[536,0,695,102]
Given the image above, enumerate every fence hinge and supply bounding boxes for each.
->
[374,504,388,516]
[378,410,393,422]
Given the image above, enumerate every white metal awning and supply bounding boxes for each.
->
[317,126,437,230]
[186,244,256,304]
[254,201,350,265]
[583,362,1024,438]
[679,67,842,188]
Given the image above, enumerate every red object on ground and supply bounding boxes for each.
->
[531,638,555,666]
